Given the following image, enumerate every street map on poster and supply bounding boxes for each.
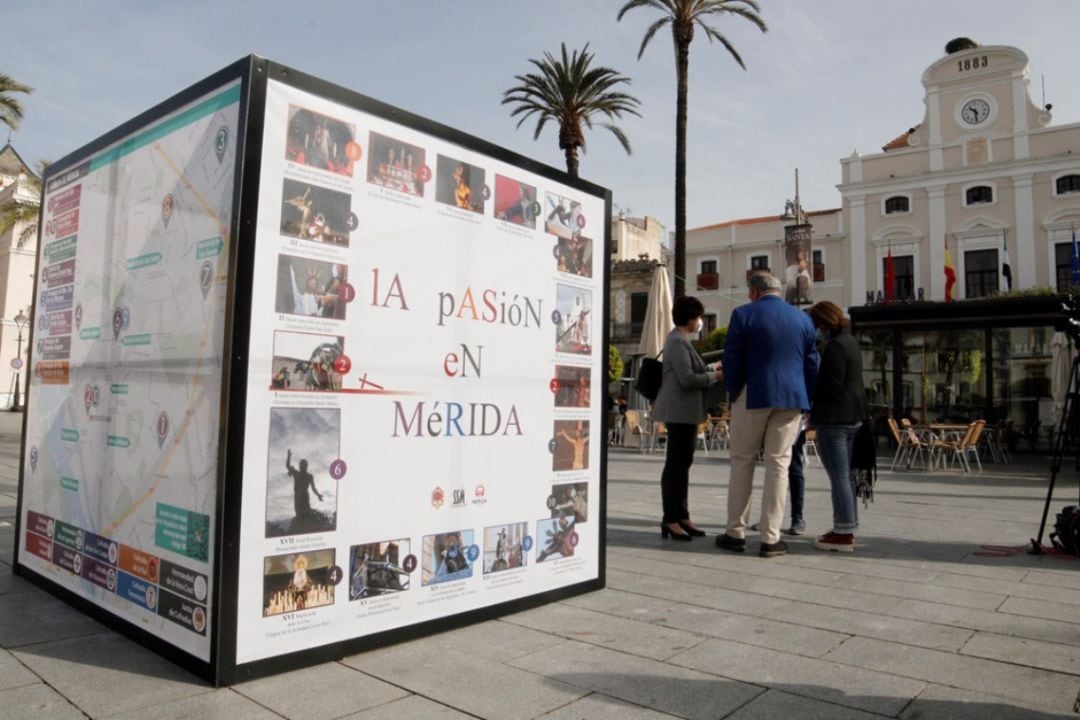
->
[18,82,240,661]
[235,80,606,663]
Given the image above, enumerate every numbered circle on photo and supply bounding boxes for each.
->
[29,446,37,470]
[570,532,580,547]
[402,554,418,573]
[529,201,542,218]
[345,141,363,162]
[328,566,344,585]
[466,544,480,562]
[333,354,352,374]
[329,459,347,480]
[551,310,562,326]
[576,213,586,229]
[551,244,560,259]
[418,165,432,182]
[549,378,559,394]
[482,185,491,200]
[548,438,557,453]
[345,212,359,231]
[340,283,356,303]
[546,494,557,510]
[522,535,533,552]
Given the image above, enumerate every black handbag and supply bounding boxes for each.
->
[851,419,877,507]
[635,353,663,401]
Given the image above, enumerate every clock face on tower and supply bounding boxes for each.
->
[961,98,992,125]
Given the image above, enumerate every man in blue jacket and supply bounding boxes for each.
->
[717,272,819,558]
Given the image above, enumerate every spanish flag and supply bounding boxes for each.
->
[944,240,956,302]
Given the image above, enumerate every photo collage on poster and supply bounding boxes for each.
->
[254,85,599,638]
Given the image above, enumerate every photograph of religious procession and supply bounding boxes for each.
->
[421,529,475,586]
[544,191,582,239]
[548,481,588,523]
[270,331,345,392]
[553,364,591,409]
[536,516,576,563]
[482,522,528,575]
[274,255,348,320]
[493,174,537,229]
[366,131,426,196]
[285,104,356,176]
[552,419,590,472]
[435,154,485,214]
[262,549,336,616]
[279,179,353,246]
[265,407,339,538]
[555,234,593,278]
[348,539,411,600]
[554,284,592,355]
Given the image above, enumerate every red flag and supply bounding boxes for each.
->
[944,240,956,302]
[884,246,895,302]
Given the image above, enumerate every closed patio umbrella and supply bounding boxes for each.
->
[638,264,673,359]
[1051,332,1072,424]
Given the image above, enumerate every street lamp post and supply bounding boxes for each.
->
[10,309,27,412]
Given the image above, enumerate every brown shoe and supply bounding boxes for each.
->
[814,532,854,552]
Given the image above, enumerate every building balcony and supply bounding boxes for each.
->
[696,272,719,290]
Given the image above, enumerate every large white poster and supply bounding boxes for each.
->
[18,82,240,661]
[235,81,606,663]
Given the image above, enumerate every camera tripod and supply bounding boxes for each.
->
[1030,350,1080,554]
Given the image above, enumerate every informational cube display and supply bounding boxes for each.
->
[15,56,609,683]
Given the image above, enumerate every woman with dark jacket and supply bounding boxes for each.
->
[807,301,867,553]
[652,295,723,541]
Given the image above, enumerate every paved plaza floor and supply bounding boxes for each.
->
[1,409,1079,719]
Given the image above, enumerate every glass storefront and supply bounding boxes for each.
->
[851,296,1071,453]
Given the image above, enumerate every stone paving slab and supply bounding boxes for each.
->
[508,639,764,720]
[12,632,213,718]
[233,662,409,720]
[564,587,848,658]
[762,598,974,652]
[536,693,683,719]
[888,597,1080,646]
[0,682,86,720]
[605,567,795,618]
[900,683,1076,719]
[503,602,707,661]
[1000,596,1080,625]
[829,572,1007,610]
[0,647,39,690]
[669,636,926,717]
[342,641,587,720]
[339,694,475,719]
[824,635,1079,709]
[104,689,282,720]
[930,568,1080,606]
[725,688,888,720]
[959,631,1080,677]
[0,588,109,648]
[422,616,568,663]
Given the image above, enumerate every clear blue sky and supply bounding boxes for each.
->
[6,1,1079,232]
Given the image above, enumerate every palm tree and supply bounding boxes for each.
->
[502,43,641,178]
[0,74,33,131]
[0,160,47,248]
[618,0,766,297]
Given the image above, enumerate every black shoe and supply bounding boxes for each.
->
[715,533,746,552]
[661,523,692,542]
[677,521,706,537]
[759,540,789,558]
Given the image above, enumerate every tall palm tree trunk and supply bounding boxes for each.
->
[673,30,691,298]
[564,146,580,178]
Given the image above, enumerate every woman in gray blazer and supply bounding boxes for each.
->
[653,295,723,541]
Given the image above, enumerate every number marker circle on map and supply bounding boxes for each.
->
[157,412,170,448]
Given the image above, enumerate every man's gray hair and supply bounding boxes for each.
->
[748,271,782,293]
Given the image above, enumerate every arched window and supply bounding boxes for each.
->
[965,186,993,205]
[884,196,910,214]
[1057,174,1080,195]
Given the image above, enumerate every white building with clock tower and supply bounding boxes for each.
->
[840,39,1080,304]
